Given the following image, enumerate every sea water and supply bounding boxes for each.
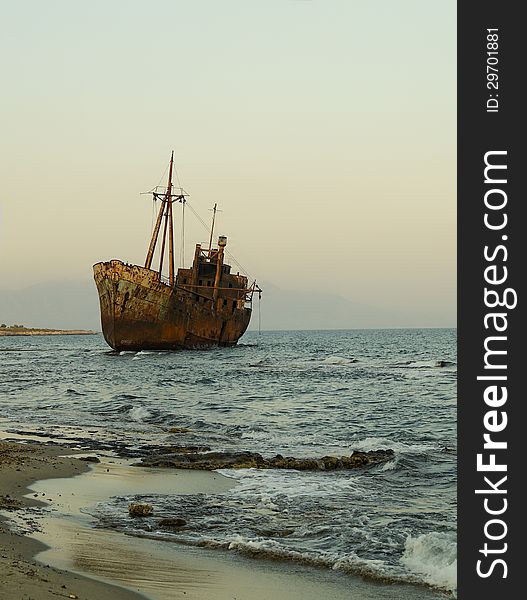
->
[0,329,456,595]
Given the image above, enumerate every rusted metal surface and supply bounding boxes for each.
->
[93,248,252,351]
[94,154,258,351]
[212,244,224,303]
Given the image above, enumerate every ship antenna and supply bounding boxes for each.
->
[207,203,218,256]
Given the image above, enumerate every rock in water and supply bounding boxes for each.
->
[78,456,101,463]
[136,449,395,471]
[158,518,186,527]
[128,502,153,516]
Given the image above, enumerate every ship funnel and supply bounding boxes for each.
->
[218,235,227,247]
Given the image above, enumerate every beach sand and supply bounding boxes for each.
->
[0,439,145,599]
[1,438,446,600]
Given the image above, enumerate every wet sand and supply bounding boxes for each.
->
[0,439,145,600]
[1,438,446,600]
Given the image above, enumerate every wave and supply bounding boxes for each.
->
[349,436,435,455]
[401,532,457,594]
[378,456,399,471]
[114,393,144,401]
[321,356,358,365]
[128,406,153,422]
[0,348,40,353]
[195,377,215,384]
[132,531,393,580]
[248,355,358,370]
[65,388,85,396]
[127,530,455,595]
[216,466,369,496]
[434,360,456,368]
[399,360,456,369]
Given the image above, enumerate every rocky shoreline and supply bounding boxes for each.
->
[136,449,395,470]
[0,328,97,336]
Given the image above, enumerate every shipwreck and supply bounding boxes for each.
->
[93,152,261,350]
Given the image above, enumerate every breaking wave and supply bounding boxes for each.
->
[401,532,457,594]
[128,406,152,422]
[349,436,435,455]
[321,355,358,365]
[204,534,397,579]
[126,529,456,594]
[402,360,456,369]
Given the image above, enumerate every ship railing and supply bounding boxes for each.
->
[176,282,253,295]
[158,275,261,305]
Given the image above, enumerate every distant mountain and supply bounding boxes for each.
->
[249,281,426,331]
[0,279,452,332]
[0,281,101,330]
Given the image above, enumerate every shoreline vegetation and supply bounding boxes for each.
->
[0,325,97,336]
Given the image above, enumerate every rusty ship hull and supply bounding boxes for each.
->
[93,153,259,351]
[94,260,252,351]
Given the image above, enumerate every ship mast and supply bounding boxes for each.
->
[208,203,217,256]
[144,152,186,286]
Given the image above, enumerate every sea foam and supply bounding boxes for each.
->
[128,406,152,422]
[401,532,457,594]
[350,436,435,455]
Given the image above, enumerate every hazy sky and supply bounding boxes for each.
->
[0,1,456,326]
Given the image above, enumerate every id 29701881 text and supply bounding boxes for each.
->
[486,28,499,113]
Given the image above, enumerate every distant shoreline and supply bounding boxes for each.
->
[0,327,98,336]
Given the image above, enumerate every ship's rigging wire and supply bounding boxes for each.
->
[151,196,157,234]
[154,161,170,190]
[145,153,181,199]
[224,250,253,284]
[148,163,166,236]
[185,200,211,233]
[173,161,183,190]
[258,289,262,337]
